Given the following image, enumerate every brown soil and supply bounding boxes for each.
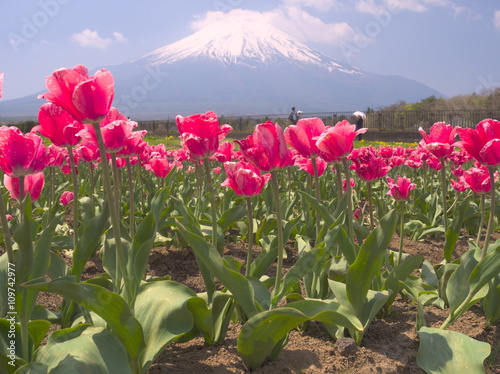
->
[37,233,500,374]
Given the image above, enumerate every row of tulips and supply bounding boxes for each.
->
[0,66,498,373]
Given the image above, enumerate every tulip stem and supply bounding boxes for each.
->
[245,197,253,277]
[311,156,321,240]
[126,159,135,239]
[398,201,405,265]
[481,166,496,261]
[0,179,14,264]
[67,146,79,248]
[439,157,449,235]
[271,170,285,298]
[203,159,219,254]
[476,194,485,248]
[92,122,132,304]
[367,181,375,231]
[334,162,343,200]
[341,157,355,243]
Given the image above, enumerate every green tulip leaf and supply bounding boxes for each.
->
[176,221,259,319]
[71,201,109,280]
[417,327,490,374]
[26,324,132,374]
[237,299,362,370]
[346,209,398,314]
[21,276,145,367]
[134,280,200,372]
[218,204,247,232]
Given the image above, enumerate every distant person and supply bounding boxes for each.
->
[288,107,299,125]
[354,111,365,141]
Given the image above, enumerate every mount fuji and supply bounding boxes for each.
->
[0,17,443,119]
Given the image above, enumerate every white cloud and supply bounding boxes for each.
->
[191,7,358,46]
[355,0,476,17]
[72,29,126,49]
[494,10,500,30]
[113,32,127,43]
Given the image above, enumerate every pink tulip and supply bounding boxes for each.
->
[294,155,327,177]
[419,122,458,158]
[450,178,467,192]
[426,156,442,171]
[0,127,51,177]
[316,120,367,159]
[284,117,325,158]
[222,161,271,197]
[60,191,75,206]
[456,119,500,166]
[213,141,236,163]
[386,176,417,201]
[236,121,291,171]
[144,156,174,178]
[34,103,84,147]
[77,108,138,154]
[4,172,45,201]
[349,146,391,181]
[462,166,499,194]
[117,131,147,158]
[176,111,232,161]
[39,65,114,123]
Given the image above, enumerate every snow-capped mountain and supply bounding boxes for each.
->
[140,18,362,75]
[0,17,443,119]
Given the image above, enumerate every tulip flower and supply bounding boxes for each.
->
[236,121,291,291]
[176,111,232,161]
[4,172,45,201]
[60,191,75,206]
[144,156,175,178]
[0,126,51,177]
[222,161,271,276]
[39,65,114,123]
[387,176,416,263]
[316,120,367,159]
[420,122,459,238]
[419,122,458,158]
[34,103,84,147]
[456,119,500,166]
[462,166,498,195]
[349,146,391,182]
[0,72,3,99]
[222,161,271,197]
[284,117,325,158]
[213,141,236,163]
[386,176,417,201]
[236,121,291,172]
[294,156,327,177]
[316,120,366,240]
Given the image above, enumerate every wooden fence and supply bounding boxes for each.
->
[137,109,500,141]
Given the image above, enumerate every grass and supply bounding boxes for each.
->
[144,135,418,151]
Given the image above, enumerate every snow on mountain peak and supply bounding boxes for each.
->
[140,17,363,75]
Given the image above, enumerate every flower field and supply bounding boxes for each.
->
[0,66,499,374]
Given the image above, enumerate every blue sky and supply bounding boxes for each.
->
[1,0,499,102]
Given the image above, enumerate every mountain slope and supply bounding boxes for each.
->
[0,17,443,119]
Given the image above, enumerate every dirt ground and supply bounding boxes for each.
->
[36,232,499,374]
